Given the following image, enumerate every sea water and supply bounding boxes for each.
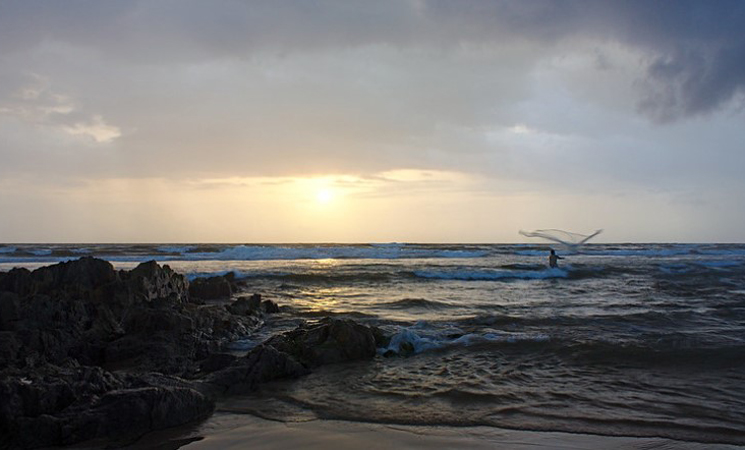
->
[2,243,745,444]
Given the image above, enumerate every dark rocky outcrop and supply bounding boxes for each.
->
[201,344,310,396]
[0,364,213,449]
[0,258,257,449]
[0,258,389,449]
[226,293,280,316]
[188,272,242,301]
[226,293,262,315]
[265,317,380,367]
[201,317,384,396]
[0,257,261,375]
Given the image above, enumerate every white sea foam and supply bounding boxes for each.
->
[379,326,551,355]
[158,245,196,254]
[383,329,442,354]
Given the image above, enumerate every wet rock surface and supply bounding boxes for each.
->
[0,258,387,449]
[265,317,381,367]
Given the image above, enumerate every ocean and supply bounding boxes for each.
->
[2,243,744,445]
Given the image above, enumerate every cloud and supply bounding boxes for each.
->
[0,73,75,121]
[2,1,744,122]
[638,43,745,122]
[0,1,744,214]
[60,115,121,143]
[0,72,121,143]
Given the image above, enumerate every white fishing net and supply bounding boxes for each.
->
[519,229,603,247]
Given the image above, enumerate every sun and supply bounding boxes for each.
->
[316,188,334,204]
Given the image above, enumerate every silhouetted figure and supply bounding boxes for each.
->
[549,249,563,268]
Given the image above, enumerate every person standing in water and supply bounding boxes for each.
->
[549,249,563,268]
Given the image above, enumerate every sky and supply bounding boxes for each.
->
[1,0,744,243]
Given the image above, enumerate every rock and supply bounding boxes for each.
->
[0,258,393,449]
[122,260,190,306]
[199,353,238,374]
[226,293,262,315]
[31,256,118,301]
[200,318,384,396]
[0,365,124,448]
[0,258,203,372]
[0,268,35,297]
[265,318,378,367]
[189,275,233,301]
[227,294,280,316]
[0,292,20,331]
[371,326,391,349]
[202,344,309,396]
[0,365,213,449]
[0,332,20,364]
[65,386,213,444]
[261,299,280,314]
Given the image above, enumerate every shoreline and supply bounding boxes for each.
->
[122,413,745,450]
[5,255,745,448]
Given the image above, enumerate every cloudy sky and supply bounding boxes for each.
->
[1,0,744,243]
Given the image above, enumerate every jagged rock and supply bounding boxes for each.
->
[0,268,34,297]
[261,299,280,314]
[226,293,262,315]
[0,364,214,449]
[122,260,190,306]
[200,318,383,396]
[189,275,233,300]
[0,258,203,372]
[0,258,392,449]
[1,371,213,449]
[198,353,238,374]
[32,257,117,296]
[0,257,117,302]
[265,318,379,367]
[0,365,125,448]
[227,294,280,316]
[0,292,20,330]
[0,332,19,363]
[61,386,213,444]
[202,344,309,396]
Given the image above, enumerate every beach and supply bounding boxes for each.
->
[128,413,742,450]
[3,243,745,448]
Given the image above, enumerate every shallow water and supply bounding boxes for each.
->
[3,243,745,444]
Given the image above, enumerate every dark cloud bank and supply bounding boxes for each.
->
[2,0,744,121]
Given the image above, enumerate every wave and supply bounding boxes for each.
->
[379,326,551,356]
[259,271,394,284]
[413,268,568,281]
[0,244,492,263]
[381,298,456,310]
[696,260,743,268]
[4,243,745,264]
[157,245,197,254]
[516,245,745,258]
[557,340,745,369]
[378,324,745,371]
[180,244,490,261]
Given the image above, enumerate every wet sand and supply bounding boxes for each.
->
[163,414,741,450]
